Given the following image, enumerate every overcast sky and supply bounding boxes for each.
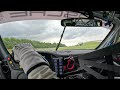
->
[0,20,111,46]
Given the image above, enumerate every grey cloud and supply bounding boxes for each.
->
[0,20,63,41]
[0,20,49,35]
[63,27,89,39]
[63,27,109,41]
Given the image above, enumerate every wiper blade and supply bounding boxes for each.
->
[56,11,76,51]
[56,26,66,51]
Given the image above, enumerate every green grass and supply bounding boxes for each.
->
[58,41,100,50]
[8,41,100,53]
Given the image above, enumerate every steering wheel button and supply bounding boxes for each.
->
[54,60,57,63]
[55,66,58,69]
[55,68,58,72]
[60,72,63,75]
[59,59,62,62]
[20,66,22,68]
[54,63,58,66]
[59,66,63,69]
[59,69,63,72]
[8,57,10,61]
[10,61,12,64]
[59,63,62,65]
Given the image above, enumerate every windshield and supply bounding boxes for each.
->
[0,19,111,53]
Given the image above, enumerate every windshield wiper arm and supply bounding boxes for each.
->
[56,26,66,51]
[56,11,70,51]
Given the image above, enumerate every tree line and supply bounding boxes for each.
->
[2,37,66,49]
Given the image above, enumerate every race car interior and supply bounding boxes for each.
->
[0,11,120,79]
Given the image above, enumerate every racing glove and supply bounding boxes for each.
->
[12,43,58,79]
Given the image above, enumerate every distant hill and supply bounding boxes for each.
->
[70,41,101,50]
[2,37,66,49]
[76,40,101,46]
[83,41,101,45]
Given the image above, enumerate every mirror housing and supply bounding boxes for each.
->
[61,18,103,27]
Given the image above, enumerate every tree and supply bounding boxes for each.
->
[2,37,66,49]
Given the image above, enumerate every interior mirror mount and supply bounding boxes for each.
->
[61,18,103,27]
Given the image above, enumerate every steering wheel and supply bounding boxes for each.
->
[0,51,28,79]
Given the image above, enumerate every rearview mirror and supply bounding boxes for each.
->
[61,18,102,27]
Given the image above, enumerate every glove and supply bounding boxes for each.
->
[12,43,49,74]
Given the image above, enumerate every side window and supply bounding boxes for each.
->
[116,36,120,43]
[115,31,120,43]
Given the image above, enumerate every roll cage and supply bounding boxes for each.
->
[0,11,120,79]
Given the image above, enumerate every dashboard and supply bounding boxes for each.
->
[37,50,95,79]
[0,49,97,79]
[1,48,118,79]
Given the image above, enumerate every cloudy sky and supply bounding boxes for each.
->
[0,20,111,46]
